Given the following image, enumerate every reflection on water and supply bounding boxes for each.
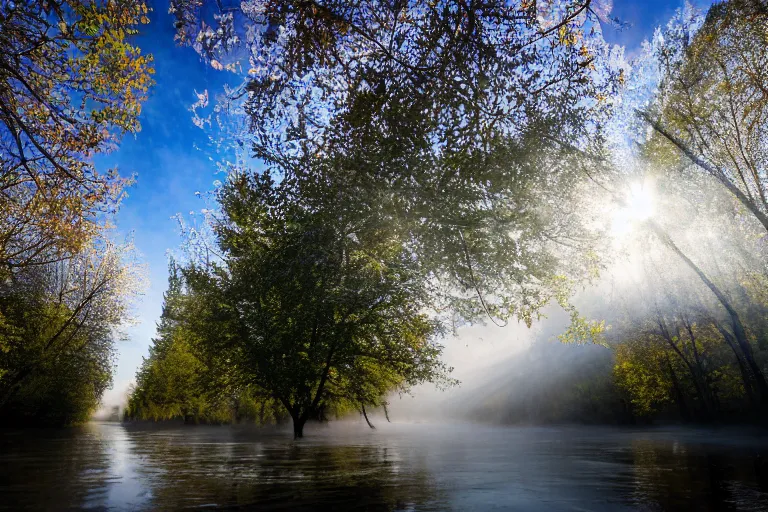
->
[1,422,767,511]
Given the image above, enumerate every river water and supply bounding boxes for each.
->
[1,421,768,511]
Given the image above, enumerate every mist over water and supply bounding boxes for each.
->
[383,298,620,426]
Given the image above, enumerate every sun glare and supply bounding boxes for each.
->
[611,182,655,236]
[626,182,655,221]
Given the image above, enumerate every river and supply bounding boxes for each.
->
[1,421,767,510]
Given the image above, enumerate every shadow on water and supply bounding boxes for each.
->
[626,435,768,511]
[1,422,768,511]
[0,423,132,510]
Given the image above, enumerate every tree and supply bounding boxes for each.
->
[172,0,621,325]
[0,302,116,425]
[612,306,748,422]
[639,0,768,231]
[613,335,674,418]
[175,171,454,437]
[127,262,212,422]
[0,0,154,271]
[0,236,143,424]
[126,262,288,424]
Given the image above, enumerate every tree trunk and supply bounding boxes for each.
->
[730,319,768,407]
[717,322,758,407]
[681,356,714,419]
[649,220,768,408]
[668,360,692,422]
[639,111,768,232]
[659,320,713,420]
[361,404,375,429]
[684,320,718,416]
[691,376,713,421]
[292,414,306,438]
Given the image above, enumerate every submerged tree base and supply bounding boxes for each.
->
[293,419,306,439]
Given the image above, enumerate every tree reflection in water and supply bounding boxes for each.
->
[629,438,768,511]
[0,423,126,510]
[2,423,768,511]
[123,423,443,511]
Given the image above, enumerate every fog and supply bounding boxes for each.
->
[383,162,768,424]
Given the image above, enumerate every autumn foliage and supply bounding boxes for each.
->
[0,0,154,270]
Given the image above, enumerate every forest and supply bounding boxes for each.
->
[2,0,768,439]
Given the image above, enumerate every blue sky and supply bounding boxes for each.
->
[100,0,711,405]
[97,3,231,403]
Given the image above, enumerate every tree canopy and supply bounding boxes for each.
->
[131,172,455,436]
[0,0,154,271]
[174,0,621,325]
[640,0,768,231]
[0,237,144,425]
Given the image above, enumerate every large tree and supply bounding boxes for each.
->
[0,237,143,424]
[174,172,454,437]
[173,0,620,324]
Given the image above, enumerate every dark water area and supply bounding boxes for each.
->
[1,422,768,511]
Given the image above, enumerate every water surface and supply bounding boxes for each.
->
[1,422,767,510]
